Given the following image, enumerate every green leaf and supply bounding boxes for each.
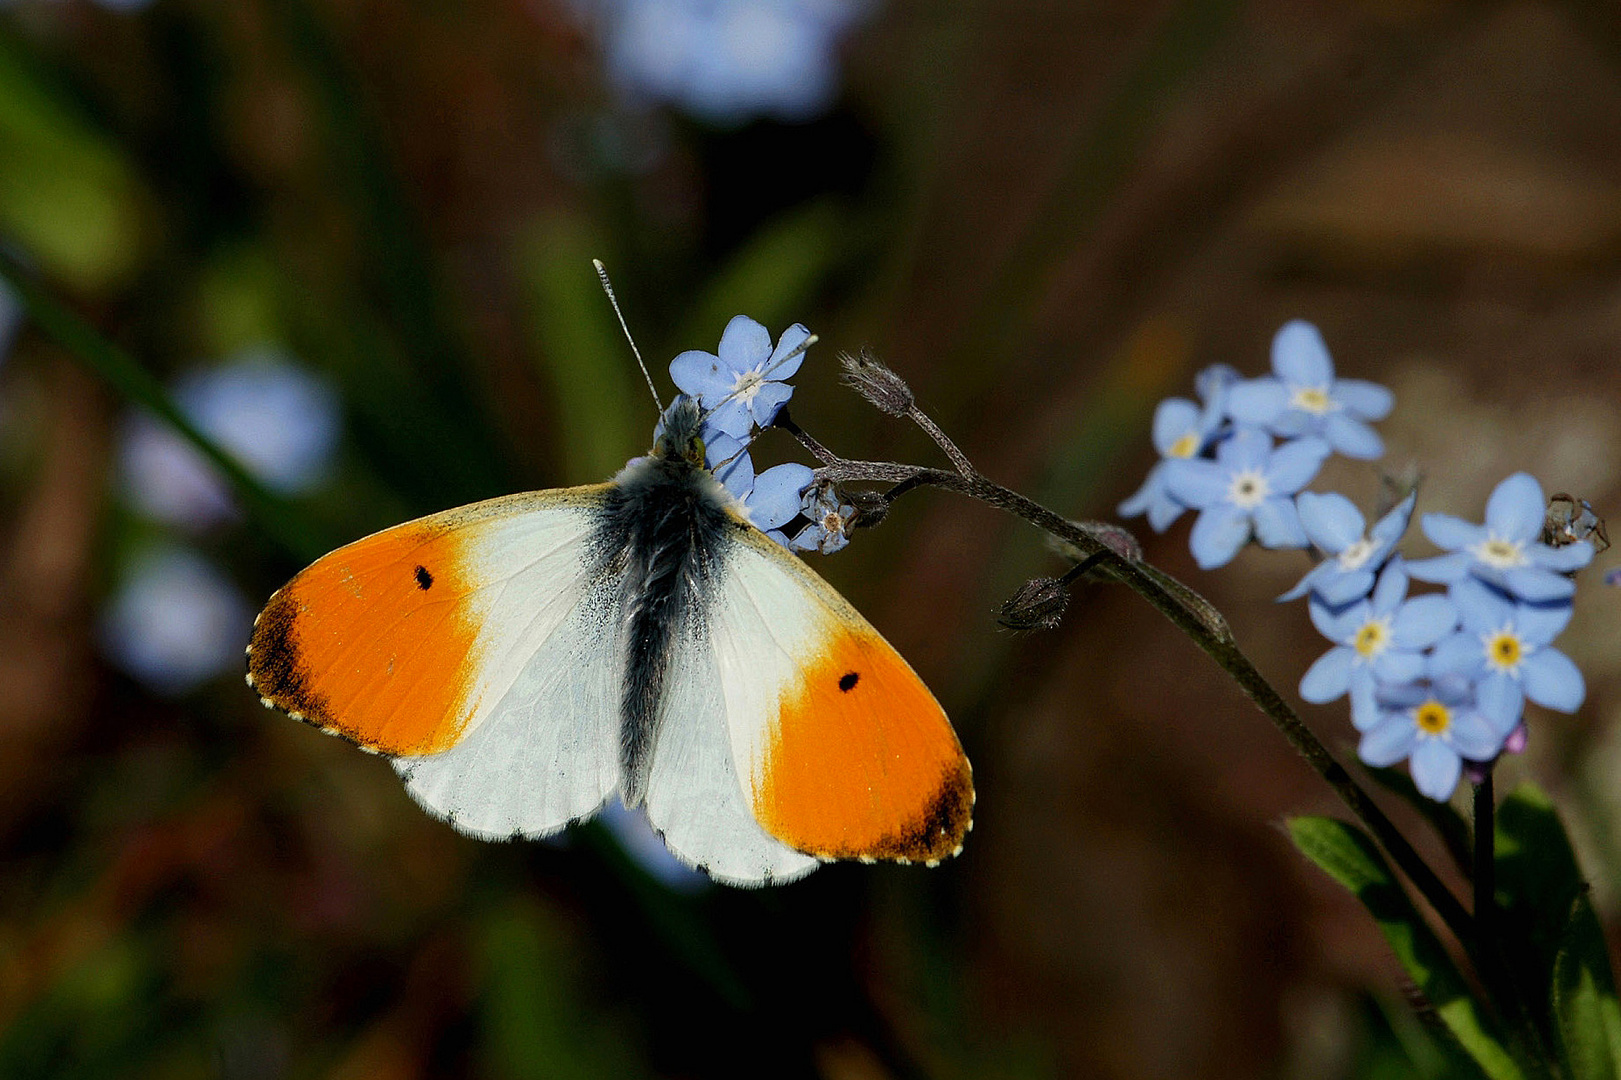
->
[1496,783,1587,1026]
[1551,889,1621,1080]
[1288,815,1518,1080]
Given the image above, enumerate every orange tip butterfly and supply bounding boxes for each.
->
[245,393,972,887]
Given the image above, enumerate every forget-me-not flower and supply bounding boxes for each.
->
[1226,321,1393,459]
[742,461,815,544]
[99,545,253,696]
[1359,675,1508,802]
[119,348,341,531]
[1118,365,1237,533]
[671,315,809,440]
[1406,472,1593,602]
[600,800,710,893]
[789,481,855,555]
[1162,427,1330,569]
[1300,561,1456,730]
[704,429,756,500]
[1280,491,1416,605]
[1428,576,1585,732]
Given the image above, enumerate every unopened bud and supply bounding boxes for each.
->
[840,349,914,417]
[842,488,889,529]
[998,577,1069,631]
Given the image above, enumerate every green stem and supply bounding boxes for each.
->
[0,252,325,563]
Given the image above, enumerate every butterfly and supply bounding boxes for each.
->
[245,394,973,886]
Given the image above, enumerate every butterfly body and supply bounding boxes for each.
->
[248,398,972,886]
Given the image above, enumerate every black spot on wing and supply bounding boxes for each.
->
[414,565,433,590]
[838,671,859,692]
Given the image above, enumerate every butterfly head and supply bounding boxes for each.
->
[652,395,708,468]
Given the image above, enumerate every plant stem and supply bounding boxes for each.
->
[1474,774,1496,949]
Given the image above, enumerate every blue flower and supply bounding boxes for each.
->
[99,545,253,696]
[1406,473,1594,602]
[1359,675,1508,802]
[1428,576,1585,733]
[1226,321,1393,459]
[1118,365,1236,532]
[119,347,342,531]
[670,315,809,440]
[1280,491,1416,604]
[1299,561,1456,730]
[591,0,866,125]
[599,800,710,893]
[1162,427,1330,569]
[742,461,815,542]
[788,482,855,555]
[704,430,756,500]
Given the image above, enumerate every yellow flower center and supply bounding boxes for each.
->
[1414,701,1451,735]
[1167,432,1199,459]
[1354,617,1391,659]
[1290,386,1333,414]
[1472,536,1526,570]
[1484,629,1527,672]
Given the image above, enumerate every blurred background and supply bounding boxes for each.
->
[1,0,1620,1076]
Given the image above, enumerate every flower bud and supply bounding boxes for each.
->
[839,349,914,417]
[998,577,1069,631]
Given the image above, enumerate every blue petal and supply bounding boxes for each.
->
[1368,561,1410,613]
[1477,676,1523,736]
[1162,459,1228,510]
[1189,505,1252,569]
[1215,426,1273,470]
[1118,464,1165,519]
[1405,551,1472,584]
[1500,565,1577,602]
[1323,414,1384,460]
[1145,490,1187,533]
[1484,473,1545,542]
[1530,539,1594,572]
[749,381,795,428]
[670,349,730,400]
[1333,378,1394,420]
[1390,594,1456,648]
[1296,492,1364,553]
[1447,712,1504,762]
[1360,716,1419,768]
[1253,497,1307,549]
[1523,648,1584,713]
[767,323,812,381]
[1373,649,1424,684]
[1195,363,1240,408]
[1300,646,1354,703]
[1350,675,1381,731]
[1226,378,1287,426]
[1315,567,1375,607]
[1410,739,1462,801]
[706,433,755,498]
[1450,576,1510,633]
[1515,600,1573,646]
[1151,398,1201,455]
[1271,320,1335,385]
[1309,594,1366,641]
[746,463,815,530]
[1369,492,1417,548]
[1421,513,1485,552]
[1264,437,1330,493]
[1428,632,1483,678]
[716,315,772,374]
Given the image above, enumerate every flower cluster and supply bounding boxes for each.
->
[1122,322,1597,801]
[668,314,848,553]
[1120,321,1392,569]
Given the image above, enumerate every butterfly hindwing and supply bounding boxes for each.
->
[249,486,625,836]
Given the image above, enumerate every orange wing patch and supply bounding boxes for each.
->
[247,521,481,755]
[751,624,973,864]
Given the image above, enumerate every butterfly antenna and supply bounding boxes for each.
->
[594,259,663,413]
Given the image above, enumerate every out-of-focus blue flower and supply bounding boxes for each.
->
[743,461,814,540]
[1226,321,1393,459]
[1609,567,1621,587]
[1429,576,1584,732]
[99,545,253,695]
[119,348,341,531]
[1162,427,1330,569]
[1407,473,1593,602]
[1118,365,1237,533]
[1300,561,1456,730]
[788,481,854,554]
[586,0,867,125]
[1280,491,1416,605]
[1359,675,1508,802]
[671,316,809,440]
[599,800,710,893]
